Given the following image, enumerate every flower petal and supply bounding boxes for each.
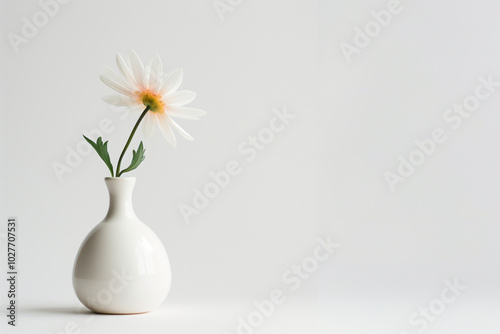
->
[148,53,163,91]
[129,50,146,91]
[103,66,136,92]
[168,117,194,141]
[167,105,207,120]
[166,90,196,106]
[100,73,136,97]
[102,95,135,106]
[142,112,156,138]
[156,112,177,147]
[116,53,136,87]
[158,69,183,95]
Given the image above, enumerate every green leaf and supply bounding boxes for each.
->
[83,135,114,177]
[118,141,146,176]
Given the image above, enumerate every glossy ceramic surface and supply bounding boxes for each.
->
[72,177,171,314]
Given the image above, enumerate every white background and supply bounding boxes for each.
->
[1,0,499,333]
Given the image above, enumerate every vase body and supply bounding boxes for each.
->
[72,177,171,314]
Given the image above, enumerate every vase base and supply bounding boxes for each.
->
[91,310,152,315]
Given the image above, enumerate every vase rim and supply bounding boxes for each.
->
[104,177,136,181]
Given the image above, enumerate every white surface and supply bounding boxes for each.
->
[1,0,500,333]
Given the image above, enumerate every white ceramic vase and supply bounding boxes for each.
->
[72,177,171,314]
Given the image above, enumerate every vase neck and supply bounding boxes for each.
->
[103,177,138,222]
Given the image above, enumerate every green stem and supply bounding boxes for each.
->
[116,106,150,177]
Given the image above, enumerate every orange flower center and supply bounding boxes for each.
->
[139,90,165,113]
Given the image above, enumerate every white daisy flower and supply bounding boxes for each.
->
[100,50,206,147]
